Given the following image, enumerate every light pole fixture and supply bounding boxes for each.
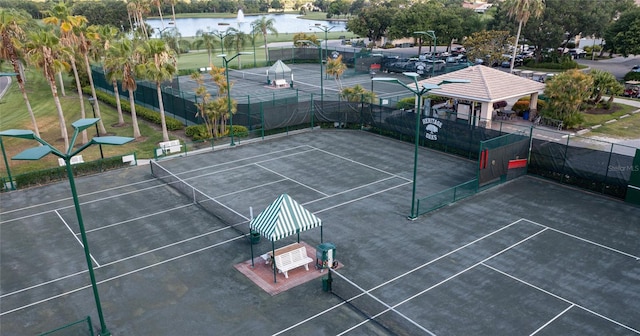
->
[212,27,233,55]
[415,30,437,77]
[298,40,324,98]
[0,119,134,336]
[372,73,469,219]
[217,52,253,146]
[311,24,335,63]
[87,98,104,159]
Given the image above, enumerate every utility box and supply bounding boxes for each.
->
[316,242,336,270]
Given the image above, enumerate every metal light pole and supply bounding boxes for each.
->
[372,74,469,219]
[87,98,104,159]
[212,28,233,55]
[218,52,253,146]
[0,120,134,336]
[298,40,323,98]
[415,30,436,77]
[311,24,335,63]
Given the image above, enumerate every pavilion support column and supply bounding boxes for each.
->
[481,102,493,128]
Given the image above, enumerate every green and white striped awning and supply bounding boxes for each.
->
[249,194,322,242]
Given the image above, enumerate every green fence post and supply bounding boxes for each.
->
[603,142,615,193]
[247,95,252,131]
[260,102,265,140]
[560,132,571,183]
[310,93,315,129]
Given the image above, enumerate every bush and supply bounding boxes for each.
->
[185,125,210,141]
[623,71,640,81]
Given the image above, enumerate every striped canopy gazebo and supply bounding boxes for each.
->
[249,194,323,282]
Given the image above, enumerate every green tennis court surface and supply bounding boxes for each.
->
[1,130,638,335]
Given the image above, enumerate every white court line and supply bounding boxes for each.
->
[332,227,548,334]
[0,235,245,317]
[306,145,412,182]
[529,304,574,336]
[274,218,532,335]
[54,210,101,267]
[1,176,411,315]
[332,270,436,336]
[84,204,193,234]
[483,264,640,335]
[523,218,640,260]
[255,163,329,197]
[0,178,158,217]
[1,183,169,225]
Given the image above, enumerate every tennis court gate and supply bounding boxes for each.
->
[478,130,531,187]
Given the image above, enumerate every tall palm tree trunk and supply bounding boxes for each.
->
[128,89,141,138]
[48,79,70,150]
[6,43,39,137]
[510,20,523,73]
[263,34,269,62]
[113,80,125,125]
[70,58,88,144]
[57,71,66,96]
[156,82,169,141]
[83,54,107,134]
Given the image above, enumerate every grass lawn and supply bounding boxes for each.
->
[581,103,638,127]
[0,69,171,176]
[586,108,640,138]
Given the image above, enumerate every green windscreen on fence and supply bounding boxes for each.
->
[625,149,640,205]
[478,131,530,187]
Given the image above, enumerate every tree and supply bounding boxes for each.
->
[104,39,142,138]
[588,69,624,107]
[24,29,71,150]
[190,72,214,139]
[463,30,513,66]
[325,54,347,90]
[346,5,397,47]
[136,39,177,142]
[43,3,91,143]
[165,0,179,30]
[270,0,284,12]
[224,27,248,68]
[543,69,593,128]
[251,16,278,62]
[95,24,126,126]
[193,29,217,66]
[504,0,544,72]
[0,8,40,138]
[604,8,640,57]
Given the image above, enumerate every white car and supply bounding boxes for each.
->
[424,59,446,72]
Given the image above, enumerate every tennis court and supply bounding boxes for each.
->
[1,130,638,335]
[178,63,415,103]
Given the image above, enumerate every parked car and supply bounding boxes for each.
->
[424,59,446,72]
[632,65,640,72]
[500,56,524,68]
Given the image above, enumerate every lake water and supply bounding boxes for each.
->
[147,14,347,37]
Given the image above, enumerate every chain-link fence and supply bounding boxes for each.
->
[89,64,637,201]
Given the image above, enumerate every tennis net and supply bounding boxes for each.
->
[330,269,432,335]
[228,69,269,85]
[150,160,248,235]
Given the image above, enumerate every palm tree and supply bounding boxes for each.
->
[504,0,545,73]
[24,29,71,150]
[95,24,126,126]
[105,39,142,138]
[165,0,178,30]
[153,0,165,29]
[193,29,217,66]
[43,3,90,143]
[0,9,40,138]
[137,39,177,141]
[325,54,347,90]
[251,16,278,62]
[225,27,248,69]
[589,69,624,106]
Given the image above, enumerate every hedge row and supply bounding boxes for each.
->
[14,155,131,189]
[185,124,249,141]
[84,87,183,131]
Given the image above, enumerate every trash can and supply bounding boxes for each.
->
[523,110,530,121]
[249,230,260,244]
[316,242,336,270]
